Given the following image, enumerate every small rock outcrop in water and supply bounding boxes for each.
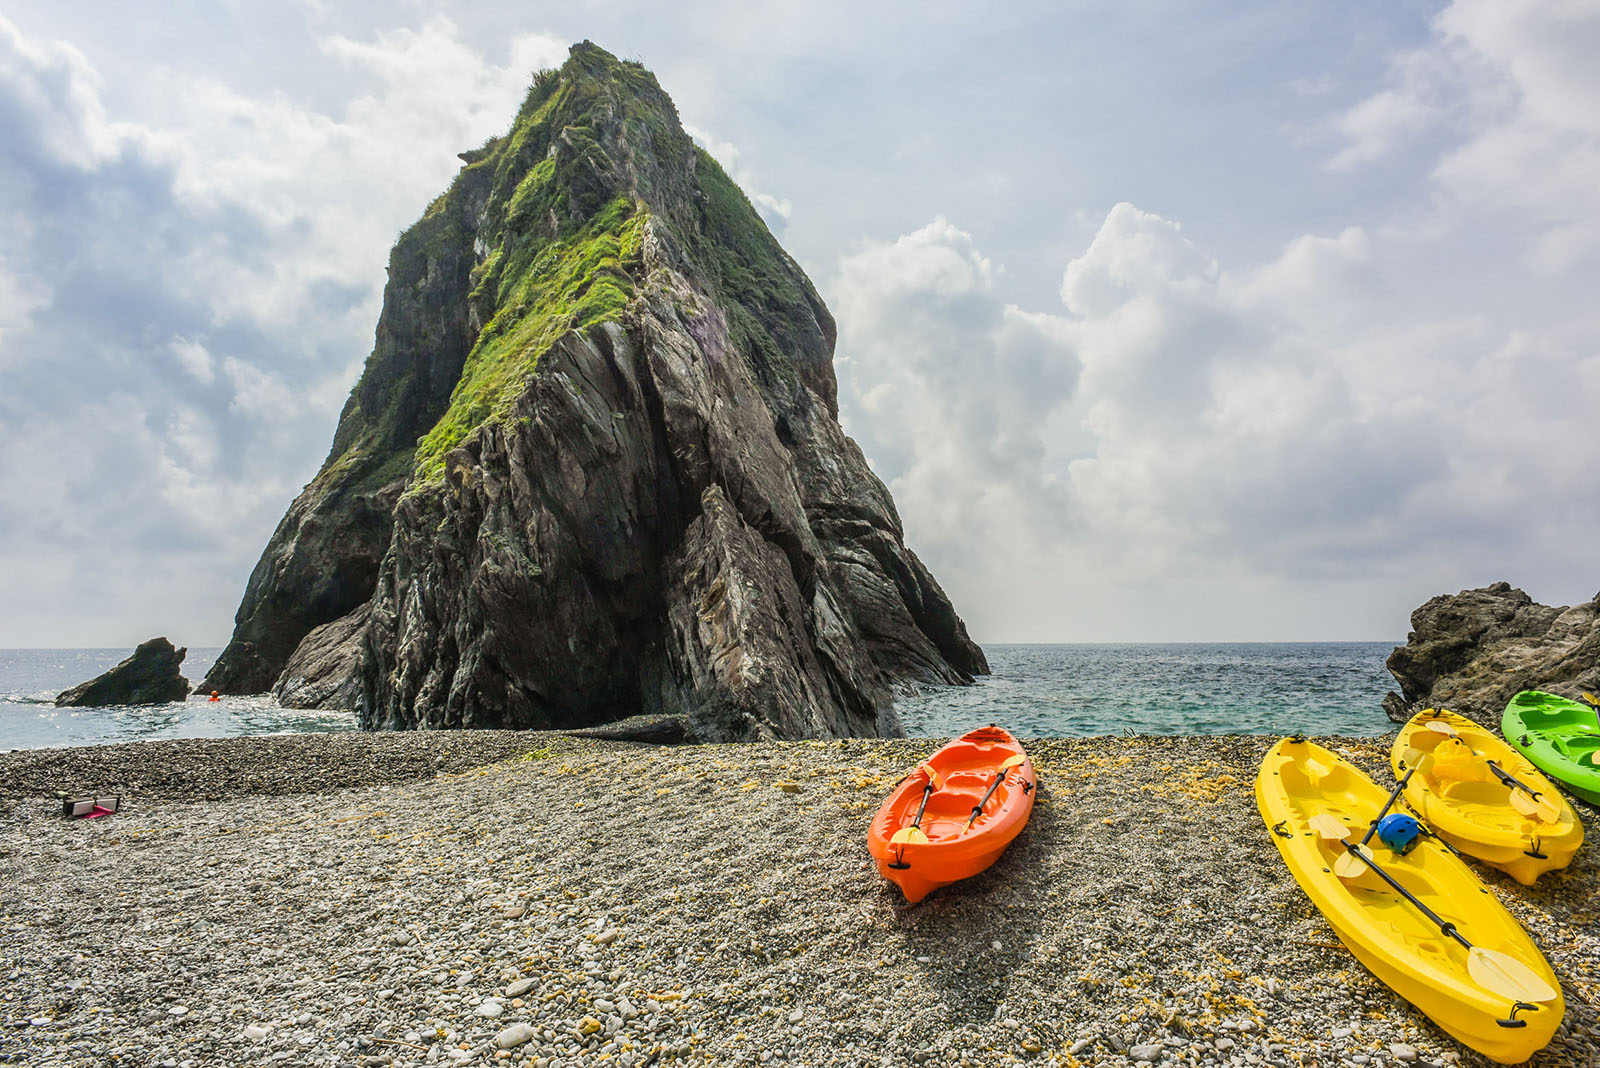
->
[203,43,986,739]
[1383,582,1600,726]
[55,637,191,706]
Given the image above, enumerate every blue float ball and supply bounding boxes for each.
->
[1376,813,1421,855]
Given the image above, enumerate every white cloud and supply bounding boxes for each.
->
[1331,0,1600,273]
[1437,0,1600,135]
[0,14,128,168]
[831,219,1081,637]
[221,356,302,424]
[0,256,49,352]
[169,336,214,384]
[0,15,569,644]
[1327,88,1438,173]
[833,196,1600,640]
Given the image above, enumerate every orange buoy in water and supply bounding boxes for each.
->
[867,725,1036,903]
[208,690,220,702]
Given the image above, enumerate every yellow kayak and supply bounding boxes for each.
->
[1393,708,1582,885]
[1257,737,1562,1063]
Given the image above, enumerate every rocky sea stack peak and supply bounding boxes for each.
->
[203,42,987,739]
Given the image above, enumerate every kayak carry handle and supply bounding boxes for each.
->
[1496,1003,1537,1029]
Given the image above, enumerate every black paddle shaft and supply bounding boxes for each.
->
[1483,760,1542,799]
[1361,762,1422,846]
[1343,842,1472,952]
[908,781,934,832]
[967,770,1008,829]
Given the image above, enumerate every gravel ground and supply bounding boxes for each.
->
[1,732,1596,1068]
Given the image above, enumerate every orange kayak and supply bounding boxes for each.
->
[868,726,1037,902]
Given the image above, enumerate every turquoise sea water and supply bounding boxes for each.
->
[896,642,1399,738]
[0,642,1398,752]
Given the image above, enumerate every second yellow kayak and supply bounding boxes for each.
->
[1393,708,1582,885]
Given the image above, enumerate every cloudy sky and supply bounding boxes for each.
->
[2,0,1597,647]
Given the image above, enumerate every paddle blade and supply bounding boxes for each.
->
[1505,787,1561,823]
[1309,813,1351,841]
[1425,720,1459,737]
[920,764,943,791]
[1509,788,1539,818]
[1333,850,1367,880]
[999,753,1027,771]
[1581,691,1598,708]
[1398,747,1432,776]
[1467,948,1559,1003]
[890,826,929,846]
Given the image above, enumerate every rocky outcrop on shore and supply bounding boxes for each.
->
[202,43,985,740]
[54,637,190,707]
[1383,582,1600,726]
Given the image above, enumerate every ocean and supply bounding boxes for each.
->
[896,642,1398,737]
[0,642,1401,751]
[0,642,1399,752]
[0,648,356,752]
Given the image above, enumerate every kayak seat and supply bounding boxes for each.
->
[919,771,1011,839]
[1435,778,1511,809]
[1563,738,1600,764]
[1278,756,1349,794]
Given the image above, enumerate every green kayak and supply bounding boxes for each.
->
[1502,690,1600,806]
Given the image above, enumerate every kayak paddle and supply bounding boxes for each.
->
[966,753,1027,829]
[890,764,943,846]
[1332,838,1558,1004]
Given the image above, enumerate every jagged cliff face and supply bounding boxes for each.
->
[206,43,987,739]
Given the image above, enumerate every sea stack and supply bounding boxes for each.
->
[1383,582,1600,726]
[203,42,986,739]
[56,637,191,707]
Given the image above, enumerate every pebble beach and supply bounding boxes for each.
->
[2,732,1596,1068]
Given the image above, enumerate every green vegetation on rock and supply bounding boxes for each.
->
[401,45,675,483]
[682,148,820,393]
[413,196,647,479]
[316,40,823,495]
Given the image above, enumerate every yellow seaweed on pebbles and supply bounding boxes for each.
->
[1256,737,1563,1064]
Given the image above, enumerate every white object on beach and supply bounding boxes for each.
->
[495,1023,536,1049]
